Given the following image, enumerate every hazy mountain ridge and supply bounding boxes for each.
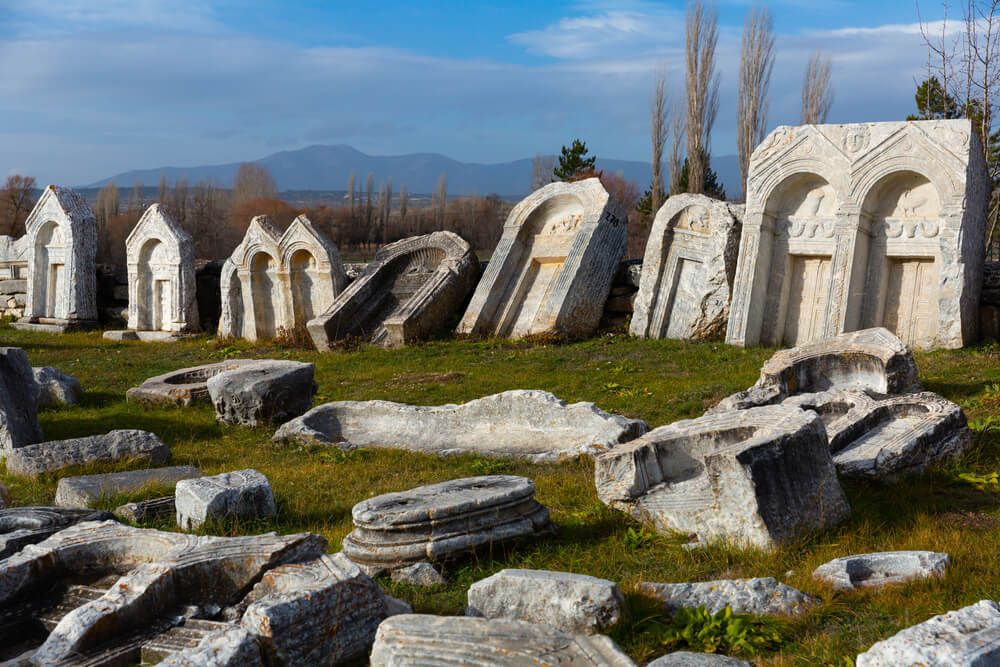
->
[85,144,743,199]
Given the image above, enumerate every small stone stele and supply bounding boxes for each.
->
[812,551,950,591]
[207,360,316,427]
[176,469,277,530]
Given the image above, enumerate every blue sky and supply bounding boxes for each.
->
[0,0,954,186]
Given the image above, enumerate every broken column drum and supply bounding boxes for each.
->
[16,185,98,330]
[309,231,479,349]
[457,178,628,339]
[218,214,347,340]
[125,204,199,333]
[727,120,989,350]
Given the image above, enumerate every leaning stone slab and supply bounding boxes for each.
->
[639,577,818,617]
[631,194,742,341]
[0,347,42,450]
[0,506,114,558]
[207,360,316,427]
[54,465,201,508]
[33,366,82,408]
[241,552,392,665]
[457,178,628,339]
[3,429,169,478]
[176,469,276,530]
[467,568,627,634]
[813,551,950,591]
[648,653,750,666]
[855,599,1000,666]
[273,390,647,462]
[309,231,480,349]
[126,359,259,407]
[343,475,555,575]
[595,405,849,549]
[370,614,637,666]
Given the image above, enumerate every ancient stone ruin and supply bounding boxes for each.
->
[126,359,260,407]
[206,360,316,427]
[309,231,479,349]
[13,185,98,333]
[218,214,347,340]
[639,578,817,617]
[0,347,43,450]
[631,194,742,341]
[0,506,113,558]
[457,178,628,339]
[0,234,28,318]
[727,120,989,350]
[54,465,201,508]
[812,551,950,591]
[4,429,169,478]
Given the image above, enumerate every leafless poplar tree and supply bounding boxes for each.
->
[685,0,721,195]
[801,49,834,124]
[650,64,671,213]
[0,175,36,237]
[157,174,168,203]
[383,177,393,240]
[737,6,776,200]
[231,163,277,208]
[530,153,555,191]
[435,173,448,229]
[172,176,188,223]
[347,169,356,214]
[669,104,686,196]
[365,172,375,239]
[399,183,409,231]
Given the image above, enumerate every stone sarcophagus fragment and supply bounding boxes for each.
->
[631,194,742,341]
[219,214,346,341]
[457,178,628,339]
[14,185,98,332]
[727,120,989,350]
[309,231,479,349]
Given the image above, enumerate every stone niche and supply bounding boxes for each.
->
[631,194,742,341]
[218,214,347,341]
[456,178,628,339]
[309,231,479,349]
[727,120,989,350]
[13,185,98,332]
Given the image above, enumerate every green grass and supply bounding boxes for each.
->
[4,326,1000,665]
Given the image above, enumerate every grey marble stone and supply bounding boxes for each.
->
[467,569,627,634]
[640,577,818,616]
[812,551,950,591]
[391,562,446,587]
[114,495,176,522]
[54,465,201,508]
[0,481,9,509]
[126,359,259,407]
[207,360,316,427]
[273,389,647,463]
[157,626,263,667]
[32,365,82,408]
[4,429,169,478]
[176,469,276,530]
[0,506,114,558]
[0,347,42,450]
[647,652,750,666]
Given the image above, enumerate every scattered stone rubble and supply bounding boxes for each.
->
[207,360,316,427]
[126,359,259,407]
[3,429,169,478]
[32,366,82,407]
[342,475,555,575]
[273,389,647,462]
[0,506,114,558]
[176,469,276,530]
[639,577,818,616]
[812,551,950,591]
[0,346,43,450]
[54,465,201,508]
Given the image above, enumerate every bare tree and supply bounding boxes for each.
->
[685,0,721,195]
[669,103,686,196]
[530,153,555,191]
[434,173,448,229]
[737,6,776,200]
[172,176,188,224]
[399,184,409,231]
[231,163,277,208]
[384,177,393,241]
[650,64,671,213]
[365,172,375,245]
[157,174,169,203]
[0,175,36,237]
[801,49,834,124]
[347,169,356,214]
[129,181,145,213]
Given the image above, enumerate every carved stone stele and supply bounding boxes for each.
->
[309,231,479,349]
[14,185,98,331]
[457,178,628,339]
[727,120,989,350]
[631,194,742,341]
[219,214,347,341]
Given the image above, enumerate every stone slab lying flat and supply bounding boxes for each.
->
[855,599,1000,665]
[0,347,42,450]
[343,475,555,575]
[125,359,259,407]
[370,614,637,666]
[54,465,201,508]
[33,366,82,408]
[639,578,818,617]
[812,551,950,591]
[466,568,627,634]
[103,330,197,342]
[273,389,648,462]
[648,653,751,666]
[176,469,276,530]
[207,360,316,427]
[0,506,114,558]
[4,429,169,478]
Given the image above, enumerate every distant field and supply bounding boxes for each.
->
[3,326,1000,665]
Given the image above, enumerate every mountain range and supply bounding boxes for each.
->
[86,144,743,200]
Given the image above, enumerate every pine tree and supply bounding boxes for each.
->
[553,139,597,181]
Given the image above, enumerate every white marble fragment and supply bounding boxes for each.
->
[812,551,950,591]
[639,577,818,616]
[4,430,169,478]
[176,469,277,530]
[32,366,82,407]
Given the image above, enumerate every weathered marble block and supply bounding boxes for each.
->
[466,569,627,635]
[0,346,42,450]
[855,600,1000,665]
[126,359,260,407]
[114,495,177,523]
[727,120,988,351]
[639,577,818,616]
[370,614,637,666]
[219,214,347,341]
[176,469,277,530]
[273,389,647,462]
[648,653,751,666]
[207,360,316,427]
[157,626,263,667]
[33,365,81,407]
[812,551,950,591]
[13,185,98,332]
[391,561,445,587]
[457,178,628,339]
[54,465,201,508]
[631,194,742,341]
[4,429,169,478]
[342,475,555,575]
[309,231,479,349]
[0,506,114,558]
[595,405,849,549]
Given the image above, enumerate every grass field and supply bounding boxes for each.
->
[3,324,1000,665]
